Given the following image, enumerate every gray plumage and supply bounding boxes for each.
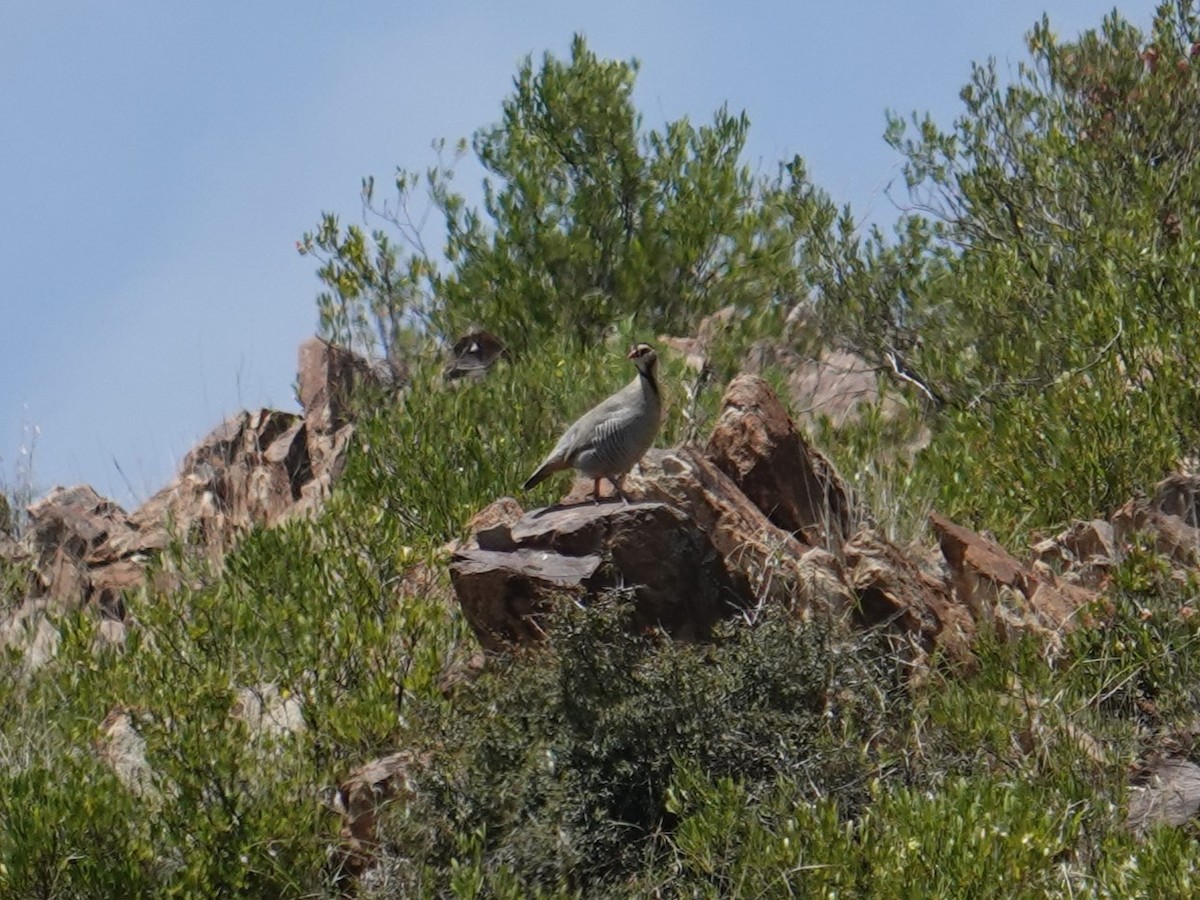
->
[523,343,662,501]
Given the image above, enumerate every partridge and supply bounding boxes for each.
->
[523,343,662,502]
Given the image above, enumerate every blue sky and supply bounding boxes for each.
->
[3,1,1150,508]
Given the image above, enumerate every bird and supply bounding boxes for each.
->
[523,343,662,503]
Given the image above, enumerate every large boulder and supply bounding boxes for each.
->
[449,371,1122,666]
[450,500,750,651]
[624,447,853,616]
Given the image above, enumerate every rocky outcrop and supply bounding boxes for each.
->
[449,375,1129,663]
[448,375,879,653]
[128,408,313,557]
[4,338,384,666]
[623,447,835,612]
[1031,519,1117,590]
[26,484,147,619]
[0,601,61,673]
[844,528,973,660]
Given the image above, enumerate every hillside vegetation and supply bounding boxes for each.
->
[5,5,1200,897]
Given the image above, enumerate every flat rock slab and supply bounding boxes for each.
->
[450,501,749,651]
[1128,758,1200,835]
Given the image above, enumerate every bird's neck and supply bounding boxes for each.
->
[638,367,659,398]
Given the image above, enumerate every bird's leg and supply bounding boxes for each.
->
[592,478,603,503]
[609,475,630,505]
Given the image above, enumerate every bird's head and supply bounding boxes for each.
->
[627,342,658,377]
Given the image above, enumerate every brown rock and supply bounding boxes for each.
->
[930,513,1099,645]
[128,393,356,559]
[794,546,859,622]
[622,448,842,614]
[26,485,143,613]
[451,548,601,647]
[334,751,427,880]
[555,445,864,620]
[450,501,749,651]
[932,513,1030,614]
[297,337,380,435]
[129,409,310,555]
[843,529,973,660]
[296,337,388,509]
[90,559,146,619]
[295,423,354,516]
[37,547,91,611]
[1113,498,1200,567]
[263,418,313,498]
[1031,519,1117,589]
[706,375,854,545]
[455,497,525,553]
[19,338,380,627]
[27,485,137,568]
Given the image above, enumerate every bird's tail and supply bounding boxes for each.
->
[522,460,565,491]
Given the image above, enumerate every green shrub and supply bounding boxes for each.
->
[0,756,161,899]
[374,598,908,896]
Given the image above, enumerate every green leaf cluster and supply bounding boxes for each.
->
[301,34,841,356]
[853,4,1200,532]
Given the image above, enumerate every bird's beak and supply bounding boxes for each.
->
[626,346,638,359]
